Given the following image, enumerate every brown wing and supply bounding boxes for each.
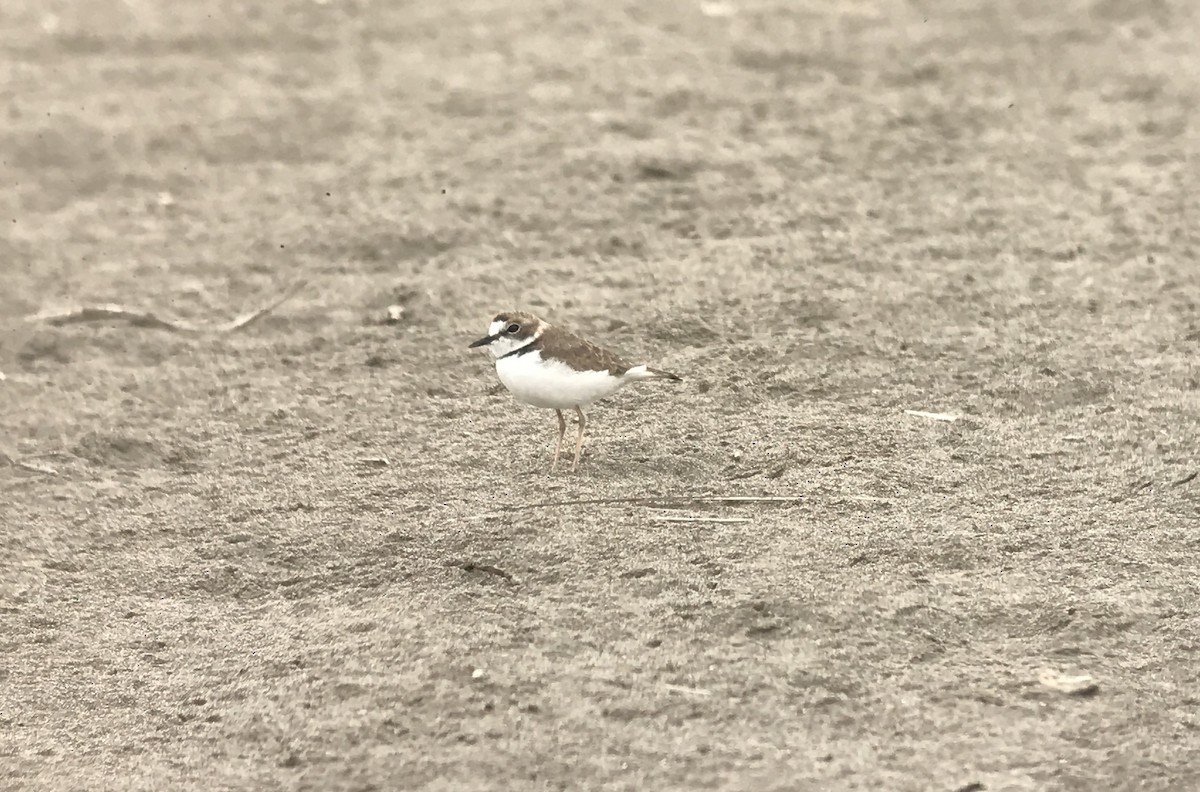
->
[537,326,634,376]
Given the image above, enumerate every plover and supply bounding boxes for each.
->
[469,311,682,472]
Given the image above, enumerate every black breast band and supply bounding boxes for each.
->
[499,341,540,360]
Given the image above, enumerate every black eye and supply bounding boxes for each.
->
[506,323,520,334]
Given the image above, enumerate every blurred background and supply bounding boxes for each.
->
[3,1,1199,790]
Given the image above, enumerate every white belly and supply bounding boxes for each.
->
[495,350,626,409]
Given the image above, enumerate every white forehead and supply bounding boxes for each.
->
[488,319,505,336]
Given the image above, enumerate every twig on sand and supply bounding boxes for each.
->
[27,280,307,335]
[651,515,751,524]
[663,683,712,697]
[15,460,58,475]
[904,409,959,422]
[1,452,58,475]
[495,495,803,512]
[451,560,518,584]
[357,456,391,468]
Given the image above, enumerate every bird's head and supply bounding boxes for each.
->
[468,311,546,358]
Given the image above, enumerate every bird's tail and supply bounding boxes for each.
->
[625,365,683,382]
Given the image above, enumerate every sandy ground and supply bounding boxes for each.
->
[2,1,1199,790]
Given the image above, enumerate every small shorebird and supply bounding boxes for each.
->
[469,311,682,472]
